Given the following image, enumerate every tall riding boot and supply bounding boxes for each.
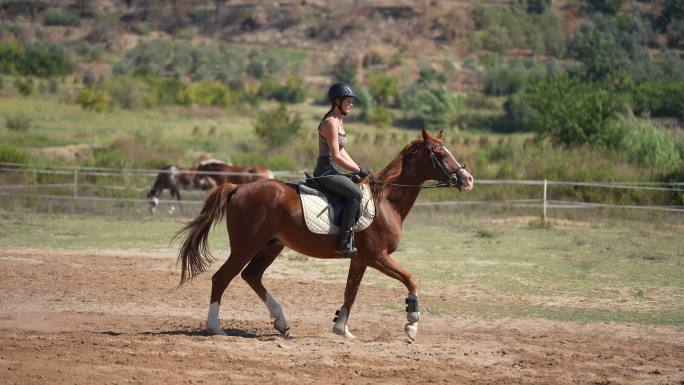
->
[335,197,361,257]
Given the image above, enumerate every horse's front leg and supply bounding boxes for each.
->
[367,254,420,340]
[333,258,366,339]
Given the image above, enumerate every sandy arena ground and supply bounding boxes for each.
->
[0,248,682,385]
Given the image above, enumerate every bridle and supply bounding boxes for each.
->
[365,142,468,190]
[426,143,467,189]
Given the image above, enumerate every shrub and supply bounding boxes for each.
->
[77,86,112,112]
[631,80,684,118]
[48,78,59,93]
[257,76,279,99]
[257,76,306,104]
[523,0,553,14]
[417,67,447,87]
[663,0,684,26]
[616,120,681,168]
[501,94,539,132]
[0,144,28,164]
[333,59,357,87]
[507,75,623,146]
[272,76,306,103]
[177,81,235,107]
[247,50,267,78]
[115,40,247,87]
[43,7,80,26]
[267,154,296,171]
[14,77,33,96]
[569,14,651,81]
[367,74,399,107]
[401,86,458,130]
[481,60,529,96]
[585,0,626,14]
[0,75,3,89]
[368,107,393,128]
[472,4,564,55]
[99,76,154,110]
[354,87,374,121]
[0,42,73,77]
[5,113,32,131]
[144,77,186,105]
[89,148,132,170]
[254,104,303,147]
[666,17,684,47]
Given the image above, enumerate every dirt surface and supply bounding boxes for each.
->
[0,248,682,385]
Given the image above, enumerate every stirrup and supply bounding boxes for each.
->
[335,246,357,257]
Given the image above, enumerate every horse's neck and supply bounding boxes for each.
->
[377,154,424,221]
[387,171,423,221]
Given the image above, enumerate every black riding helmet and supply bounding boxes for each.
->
[328,82,355,102]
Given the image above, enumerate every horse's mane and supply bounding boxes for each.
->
[371,139,428,202]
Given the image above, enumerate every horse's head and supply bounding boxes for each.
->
[420,128,473,192]
[147,190,159,214]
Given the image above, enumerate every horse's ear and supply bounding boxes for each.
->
[436,129,443,139]
[421,128,430,142]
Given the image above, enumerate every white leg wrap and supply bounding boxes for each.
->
[405,321,418,340]
[265,293,289,335]
[206,302,227,336]
[332,306,355,339]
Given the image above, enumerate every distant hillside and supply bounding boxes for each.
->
[1,0,681,89]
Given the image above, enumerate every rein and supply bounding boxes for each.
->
[302,142,468,190]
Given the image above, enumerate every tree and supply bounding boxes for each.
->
[585,0,626,14]
[510,75,622,146]
[254,104,303,147]
[401,86,458,130]
[367,74,399,106]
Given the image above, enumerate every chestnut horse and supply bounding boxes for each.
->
[176,129,474,340]
[193,162,274,191]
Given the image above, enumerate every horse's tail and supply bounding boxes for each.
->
[174,183,239,285]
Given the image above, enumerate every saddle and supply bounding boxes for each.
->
[297,172,376,235]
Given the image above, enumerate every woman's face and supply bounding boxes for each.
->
[341,97,353,114]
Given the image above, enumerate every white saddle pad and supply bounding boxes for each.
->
[300,183,376,235]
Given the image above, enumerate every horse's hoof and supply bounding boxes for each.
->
[274,320,290,336]
[207,325,227,336]
[405,322,418,340]
[333,325,355,339]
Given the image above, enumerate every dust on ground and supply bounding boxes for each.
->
[0,249,682,385]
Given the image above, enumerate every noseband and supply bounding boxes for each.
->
[426,143,467,188]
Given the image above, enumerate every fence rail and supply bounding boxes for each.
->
[1,162,682,216]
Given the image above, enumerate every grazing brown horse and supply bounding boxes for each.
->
[193,162,274,190]
[176,129,474,340]
[147,165,196,214]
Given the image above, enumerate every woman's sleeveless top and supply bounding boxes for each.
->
[318,118,347,156]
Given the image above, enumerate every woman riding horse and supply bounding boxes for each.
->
[314,82,370,257]
[176,127,473,340]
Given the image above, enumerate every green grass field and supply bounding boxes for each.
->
[1,209,681,327]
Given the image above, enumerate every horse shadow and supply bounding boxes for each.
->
[100,328,279,339]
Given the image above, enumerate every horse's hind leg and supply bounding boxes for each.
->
[206,242,268,336]
[240,240,288,335]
